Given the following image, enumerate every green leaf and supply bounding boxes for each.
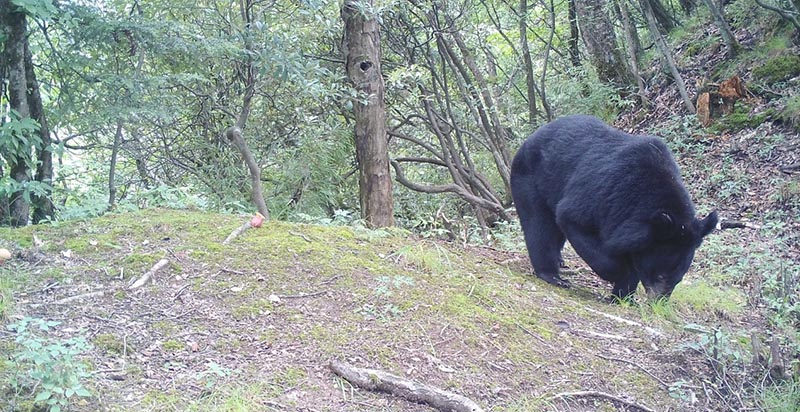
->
[11,0,58,20]
[34,390,52,402]
[74,387,91,397]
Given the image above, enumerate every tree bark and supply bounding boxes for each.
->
[225,126,270,220]
[639,0,695,113]
[27,40,54,224]
[647,0,676,32]
[613,0,648,107]
[2,0,32,226]
[342,0,394,227]
[330,360,486,412]
[567,0,581,67]
[701,0,741,58]
[519,0,537,125]
[574,0,633,88]
[108,120,124,210]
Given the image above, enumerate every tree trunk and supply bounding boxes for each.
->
[754,0,800,33]
[28,39,54,223]
[679,0,696,14]
[1,0,32,226]
[648,0,676,32]
[342,0,394,227]
[519,0,538,125]
[108,120,123,210]
[639,0,695,113]
[574,0,633,88]
[614,0,648,107]
[568,0,581,67]
[539,0,555,121]
[701,0,741,58]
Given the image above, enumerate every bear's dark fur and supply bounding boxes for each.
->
[510,115,717,299]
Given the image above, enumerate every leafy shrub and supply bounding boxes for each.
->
[4,318,92,412]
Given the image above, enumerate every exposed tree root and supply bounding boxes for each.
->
[329,360,485,412]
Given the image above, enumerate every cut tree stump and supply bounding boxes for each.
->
[329,360,485,412]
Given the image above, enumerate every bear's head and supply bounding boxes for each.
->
[634,211,718,299]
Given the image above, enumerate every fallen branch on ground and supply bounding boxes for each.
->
[329,360,485,412]
[129,258,170,289]
[582,306,663,337]
[572,328,642,343]
[552,390,656,412]
[223,221,252,245]
[719,220,761,230]
[29,291,105,308]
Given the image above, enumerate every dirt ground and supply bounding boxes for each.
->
[0,205,793,412]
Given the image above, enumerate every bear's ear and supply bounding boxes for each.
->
[650,211,677,239]
[653,211,674,230]
[698,211,718,237]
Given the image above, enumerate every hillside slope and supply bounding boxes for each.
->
[0,209,777,412]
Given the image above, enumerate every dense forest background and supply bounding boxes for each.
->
[1,0,798,234]
[1,0,800,411]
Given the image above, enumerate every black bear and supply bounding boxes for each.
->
[510,115,717,299]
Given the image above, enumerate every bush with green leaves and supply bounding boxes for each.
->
[4,317,92,412]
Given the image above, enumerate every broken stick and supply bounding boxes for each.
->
[222,221,252,245]
[552,390,656,412]
[129,258,170,289]
[329,360,485,412]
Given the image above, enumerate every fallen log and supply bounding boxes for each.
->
[329,360,485,412]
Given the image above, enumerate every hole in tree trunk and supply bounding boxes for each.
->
[359,61,372,71]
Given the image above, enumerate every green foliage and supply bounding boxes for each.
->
[546,67,634,121]
[10,0,58,19]
[671,280,745,316]
[0,111,40,158]
[779,95,800,130]
[0,275,12,320]
[761,378,800,412]
[4,318,92,412]
[194,361,236,391]
[752,54,800,84]
[358,274,415,321]
[711,104,768,132]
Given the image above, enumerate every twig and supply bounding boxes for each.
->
[173,284,191,300]
[329,360,485,412]
[222,221,252,245]
[289,231,312,242]
[317,275,342,286]
[514,321,550,347]
[279,290,329,299]
[129,258,170,289]
[551,390,656,412]
[572,328,642,343]
[595,354,668,388]
[29,290,105,308]
[581,305,663,337]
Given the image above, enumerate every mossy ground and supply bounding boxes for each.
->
[0,208,780,412]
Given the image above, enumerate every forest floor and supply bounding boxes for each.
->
[0,204,794,412]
